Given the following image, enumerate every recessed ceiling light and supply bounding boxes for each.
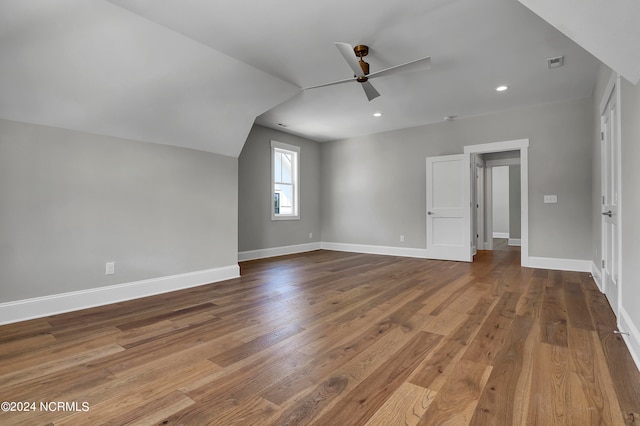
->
[496,85,509,92]
[373,112,383,117]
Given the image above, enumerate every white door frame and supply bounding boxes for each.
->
[485,166,494,251]
[464,139,529,266]
[599,73,623,319]
[474,155,486,251]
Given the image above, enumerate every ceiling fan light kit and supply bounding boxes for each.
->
[303,42,431,102]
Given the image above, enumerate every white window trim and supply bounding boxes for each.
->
[271,140,300,221]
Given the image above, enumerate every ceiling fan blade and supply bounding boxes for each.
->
[368,56,431,80]
[361,80,380,101]
[335,42,365,77]
[303,76,356,90]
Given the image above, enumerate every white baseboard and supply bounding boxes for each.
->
[526,256,591,272]
[493,232,509,238]
[0,265,239,326]
[242,242,596,273]
[478,241,495,250]
[591,261,603,291]
[238,242,322,262]
[619,307,640,373]
[321,242,428,259]
[508,239,521,246]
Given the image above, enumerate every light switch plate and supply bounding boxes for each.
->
[544,195,558,204]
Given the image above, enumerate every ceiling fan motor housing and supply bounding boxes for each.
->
[353,44,369,57]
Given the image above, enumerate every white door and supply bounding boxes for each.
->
[425,154,472,261]
[601,88,620,317]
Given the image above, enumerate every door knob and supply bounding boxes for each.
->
[427,211,433,215]
[601,210,612,217]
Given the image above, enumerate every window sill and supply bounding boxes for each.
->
[271,215,300,221]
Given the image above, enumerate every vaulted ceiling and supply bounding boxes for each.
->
[518,0,640,85]
[0,0,636,157]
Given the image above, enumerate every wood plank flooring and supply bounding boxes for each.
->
[1,244,640,425]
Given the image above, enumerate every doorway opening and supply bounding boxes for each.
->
[465,139,529,266]
[476,151,521,252]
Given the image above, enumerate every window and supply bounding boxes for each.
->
[271,140,300,220]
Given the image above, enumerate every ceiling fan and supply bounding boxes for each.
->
[304,42,431,101]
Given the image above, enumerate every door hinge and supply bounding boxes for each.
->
[602,195,605,205]
[601,132,604,141]
[602,259,605,268]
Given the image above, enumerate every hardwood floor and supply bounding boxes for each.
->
[1,247,640,425]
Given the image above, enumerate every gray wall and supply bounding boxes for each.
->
[238,125,321,252]
[620,78,640,337]
[0,119,238,303]
[321,97,593,259]
[509,165,522,239]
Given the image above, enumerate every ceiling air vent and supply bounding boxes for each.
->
[547,56,564,69]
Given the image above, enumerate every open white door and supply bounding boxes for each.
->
[425,153,472,262]
[601,84,620,317]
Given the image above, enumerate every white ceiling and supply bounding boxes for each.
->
[0,0,297,157]
[0,0,612,156]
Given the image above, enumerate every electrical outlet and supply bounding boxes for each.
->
[400,235,405,242]
[106,262,115,275]
[309,232,313,239]
[543,195,557,204]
